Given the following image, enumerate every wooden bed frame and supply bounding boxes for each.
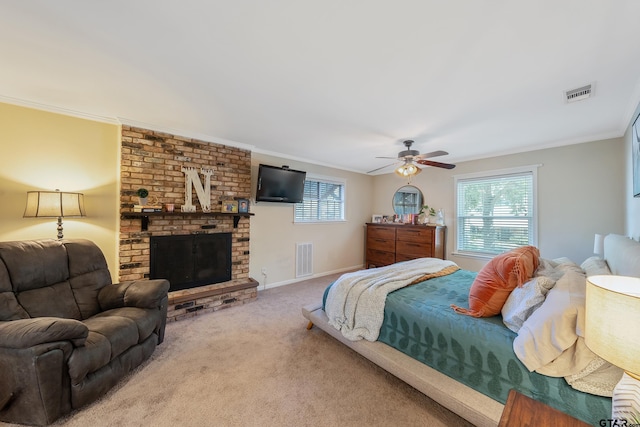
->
[302,234,640,427]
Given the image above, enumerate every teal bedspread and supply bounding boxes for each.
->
[323,269,611,425]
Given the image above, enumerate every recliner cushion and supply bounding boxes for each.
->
[0,240,69,292]
[68,331,111,383]
[82,315,139,361]
[17,281,82,320]
[65,239,113,319]
[93,307,158,344]
[0,292,29,321]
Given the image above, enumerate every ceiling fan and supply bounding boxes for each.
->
[367,140,456,176]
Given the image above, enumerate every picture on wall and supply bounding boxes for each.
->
[634,113,640,197]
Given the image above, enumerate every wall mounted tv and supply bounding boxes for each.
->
[256,164,306,203]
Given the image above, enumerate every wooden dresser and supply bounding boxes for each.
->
[365,223,446,268]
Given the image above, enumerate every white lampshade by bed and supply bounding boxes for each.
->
[585,275,640,420]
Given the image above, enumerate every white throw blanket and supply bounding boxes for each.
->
[325,258,458,341]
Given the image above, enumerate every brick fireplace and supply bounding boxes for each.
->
[119,126,257,322]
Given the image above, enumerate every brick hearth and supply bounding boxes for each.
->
[118,126,257,321]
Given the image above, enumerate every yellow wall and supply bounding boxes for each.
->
[0,102,121,280]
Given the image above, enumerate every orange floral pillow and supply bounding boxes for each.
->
[452,245,540,317]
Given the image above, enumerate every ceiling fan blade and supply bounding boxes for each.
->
[367,161,400,174]
[375,156,401,160]
[414,150,449,160]
[416,159,456,169]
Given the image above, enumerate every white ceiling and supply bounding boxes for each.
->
[2,1,640,174]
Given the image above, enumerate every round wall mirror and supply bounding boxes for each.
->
[392,185,423,215]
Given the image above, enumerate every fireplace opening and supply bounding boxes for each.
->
[150,233,232,292]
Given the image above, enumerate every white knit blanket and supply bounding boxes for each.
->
[325,258,458,341]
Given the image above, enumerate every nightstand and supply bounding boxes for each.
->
[499,389,591,427]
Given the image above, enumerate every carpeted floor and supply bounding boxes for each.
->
[8,273,474,427]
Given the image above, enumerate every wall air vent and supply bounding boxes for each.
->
[564,84,593,103]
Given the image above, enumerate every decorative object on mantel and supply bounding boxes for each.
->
[133,204,162,213]
[136,188,149,205]
[223,200,239,213]
[23,189,86,239]
[181,166,213,212]
[238,198,249,213]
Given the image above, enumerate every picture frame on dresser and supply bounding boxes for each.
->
[372,214,383,223]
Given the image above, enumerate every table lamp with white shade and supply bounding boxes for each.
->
[585,275,640,421]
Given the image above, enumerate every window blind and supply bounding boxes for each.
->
[294,178,345,222]
[456,171,534,255]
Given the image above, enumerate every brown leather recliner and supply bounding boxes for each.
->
[0,239,169,426]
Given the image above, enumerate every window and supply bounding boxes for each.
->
[294,175,345,223]
[455,166,537,256]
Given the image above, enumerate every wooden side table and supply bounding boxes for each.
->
[499,389,591,427]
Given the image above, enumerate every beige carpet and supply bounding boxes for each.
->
[13,273,474,427]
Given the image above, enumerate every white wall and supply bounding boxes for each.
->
[249,153,374,288]
[372,138,625,271]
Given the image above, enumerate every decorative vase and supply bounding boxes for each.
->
[436,209,445,225]
[138,197,148,206]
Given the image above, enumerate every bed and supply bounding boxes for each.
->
[302,234,640,426]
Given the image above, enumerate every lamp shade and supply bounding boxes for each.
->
[594,233,605,256]
[585,275,640,375]
[24,191,86,218]
[394,163,422,178]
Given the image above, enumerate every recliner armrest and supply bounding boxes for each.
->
[98,279,170,311]
[0,317,88,349]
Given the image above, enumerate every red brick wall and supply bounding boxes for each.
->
[119,126,251,283]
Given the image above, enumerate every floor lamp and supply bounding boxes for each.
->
[23,190,86,239]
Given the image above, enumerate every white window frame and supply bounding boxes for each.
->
[453,165,539,258]
[294,174,346,224]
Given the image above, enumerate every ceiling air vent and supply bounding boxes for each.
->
[564,84,593,103]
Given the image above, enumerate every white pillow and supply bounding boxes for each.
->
[580,256,611,277]
[513,269,587,372]
[502,276,555,333]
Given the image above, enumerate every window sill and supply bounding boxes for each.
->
[451,251,495,260]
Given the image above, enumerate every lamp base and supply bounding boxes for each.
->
[57,216,63,240]
[612,372,640,421]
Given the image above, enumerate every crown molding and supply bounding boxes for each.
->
[0,95,121,125]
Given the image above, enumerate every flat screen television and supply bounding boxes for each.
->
[256,164,306,203]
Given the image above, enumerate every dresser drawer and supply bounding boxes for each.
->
[396,240,431,257]
[366,249,395,267]
[397,227,433,243]
[367,236,394,251]
[367,225,396,241]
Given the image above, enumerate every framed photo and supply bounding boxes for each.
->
[372,214,383,223]
[222,200,238,213]
[633,113,640,197]
[238,198,249,213]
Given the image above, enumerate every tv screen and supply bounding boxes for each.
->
[256,164,306,203]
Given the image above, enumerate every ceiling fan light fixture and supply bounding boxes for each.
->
[395,163,421,177]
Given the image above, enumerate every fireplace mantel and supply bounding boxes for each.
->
[122,211,254,230]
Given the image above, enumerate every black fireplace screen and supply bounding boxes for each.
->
[150,233,232,292]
